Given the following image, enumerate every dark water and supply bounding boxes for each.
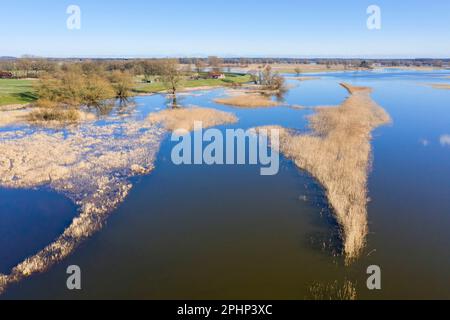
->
[1,70,450,299]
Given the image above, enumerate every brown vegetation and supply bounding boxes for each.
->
[148,107,237,132]
[214,94,281,108]
[0,119,165,294]
[27,108,80,122]
[258,83,391,262]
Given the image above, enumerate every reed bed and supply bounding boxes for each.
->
[259,83,391,262]
[148,106,237,132]
[214,94,280,108]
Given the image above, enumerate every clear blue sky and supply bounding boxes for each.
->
[1,0,449,58]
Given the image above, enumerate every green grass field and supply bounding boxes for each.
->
[0,79,37,106]
[134,73,252,94]
[0,73,252,106]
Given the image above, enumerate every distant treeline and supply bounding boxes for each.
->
[1,56,448,79]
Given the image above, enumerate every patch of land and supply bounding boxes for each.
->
[148,107,238,132]
[134,73,252,94]
[214,93,281,108]
[258,83,391,262]
[285,76,320,81]
[0,79,37,106]
[0,104,96,128]
[429,83,450,90]
[0,74,252,107]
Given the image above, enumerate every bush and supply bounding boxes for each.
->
[109,71,134,100]
[34,98,58,109]
[81,75,115,107]
[28,109,80,122]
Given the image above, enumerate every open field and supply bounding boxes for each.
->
[0,79,37,106]
[134,73,252,94]
[214,94,281,108]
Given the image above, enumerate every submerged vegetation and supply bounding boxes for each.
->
[259,83,391,262]
[0,103,240,294]
[34,67,133,109]
[215,93,281,108]
[307,280,357,300]
[0,117,165,294]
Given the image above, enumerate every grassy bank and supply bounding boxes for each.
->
[134,73,252,94]
[0,74,252,107]
[0,79,37,106]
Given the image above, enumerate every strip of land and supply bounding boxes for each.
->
[214,94,281,108]
[148,107,238,132]
[0,73,252,107]
[0,105,237,295]
[258,83,391,262]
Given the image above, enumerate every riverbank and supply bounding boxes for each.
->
[133,73,252,94]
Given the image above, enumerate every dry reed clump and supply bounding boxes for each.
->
[0,119,166,294]
[27,108,81,122]
[148,106,238,132]
[258,83,391,262]
[0,104,96,128]
[307,280,358,300]
[214,94,281,108]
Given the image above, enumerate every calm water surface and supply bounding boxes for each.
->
[1,70,450,299]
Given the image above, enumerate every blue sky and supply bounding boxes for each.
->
[1,0,449,58]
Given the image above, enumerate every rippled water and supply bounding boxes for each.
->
[1,69,450,299]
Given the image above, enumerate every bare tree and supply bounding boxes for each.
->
[208,56,223,73]
[160,59,183,107]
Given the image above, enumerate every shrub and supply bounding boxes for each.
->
[109,71,134,100]
[28,109,80,122]
[81,75,115,108]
